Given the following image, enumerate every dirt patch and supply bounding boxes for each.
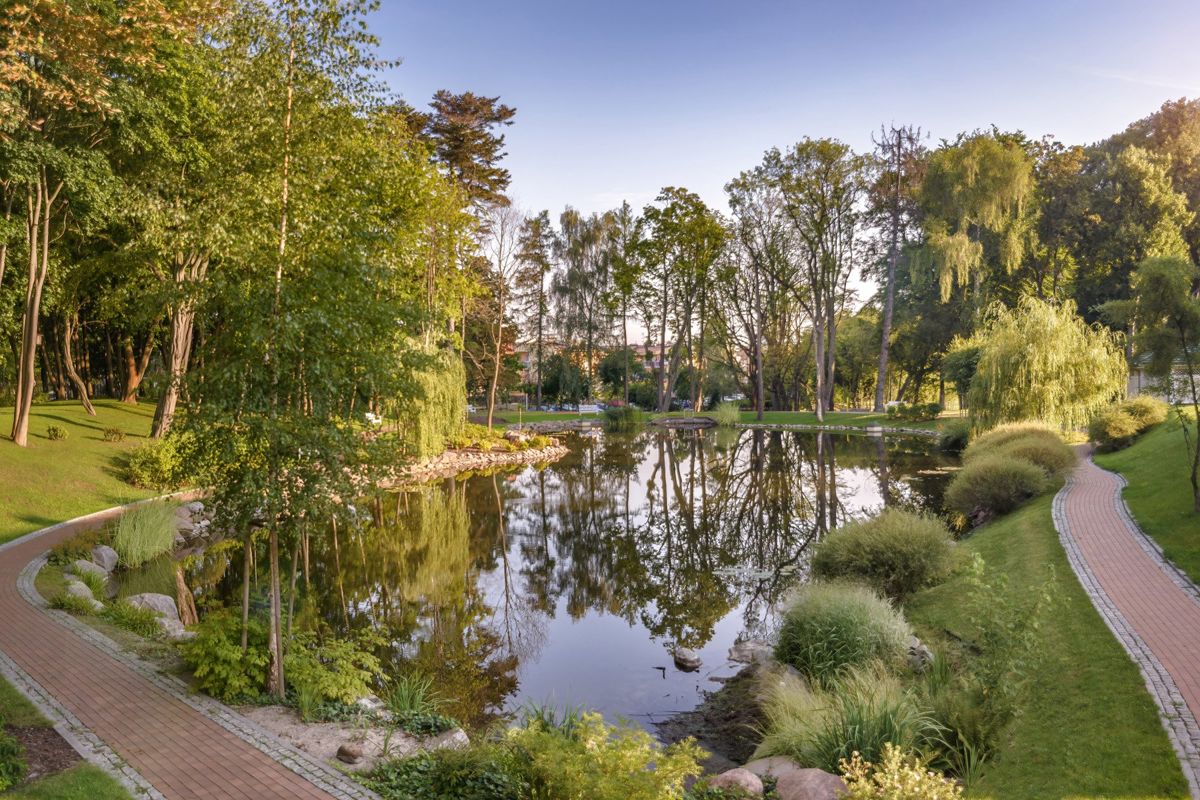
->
[655,665,765,773]
[236,705,422,774]
[8,725,81,784]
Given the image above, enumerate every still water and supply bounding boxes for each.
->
[154,427,955,729]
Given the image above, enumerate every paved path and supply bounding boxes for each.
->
[0,505,368,800]
[1054,448,1200,797]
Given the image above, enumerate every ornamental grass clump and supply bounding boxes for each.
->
[812,510,958,601]
[1088,396,1170,452]
[113,501,178,568]
[102,601,164,639]
[755,666,940,774]
[961,422,1065,461]
[964,425,1076,479]
[711,401,741,426]
[774,582,911,685]
[945,455,1049,523]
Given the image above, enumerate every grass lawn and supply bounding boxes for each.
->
[0,400,155,544]
[1095,412,1200,585]
[0,675,130,799]
[907,493,1188,799]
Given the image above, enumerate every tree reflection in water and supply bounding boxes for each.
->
[184,428,953,728]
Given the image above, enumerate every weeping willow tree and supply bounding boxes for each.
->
[395,348,467,460]
[965,298,1127,431]
[919,132,1036,301]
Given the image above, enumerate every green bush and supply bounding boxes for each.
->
[937,421,971,454]
[841,743,963,800]
[812,510,957,600]
[46,425,67,441]
[102,427,126,443]
[774,582,911,685]
[1122,395,1168,429]
[528,434,553,449]
[396,348,467,460]
[754,666,939,774]
[1088,396,1169,452]
[945,455,1049,522]
[0,725,25,792]
[114,501,178,568]
[507,712,704,800]
[47,529,107,566]
[126,433,194,489]
[710,401,741,427]
[961,423,1064,462]
[284,631,384,705]
[181,612,271,702]
[964,426,1075,479]
[366,745,529,800]
[102,601,164,638]
[886,403,941,422]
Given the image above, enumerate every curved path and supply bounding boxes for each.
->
[1055,448,1200,797]
[0,504,376,800]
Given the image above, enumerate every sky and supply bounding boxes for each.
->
[371,0,1200,218]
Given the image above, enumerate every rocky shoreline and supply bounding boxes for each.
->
[386,441,571,485]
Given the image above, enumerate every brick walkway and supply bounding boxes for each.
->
[1055,448,1200,797]
[0,505,358,800]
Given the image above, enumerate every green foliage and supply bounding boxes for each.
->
[46,426,68,441]
[113,501,178,568]
[774,582,911,685]
[47,529,106,567]
[507,711,704,800]
[101,601,163,639]
[101,427,126,443]
[386,672,442,715]
[76,569,107,599]
[367,745,529,800]
[886,403,941,422]
[962,423,1065,460]
[841,744,963,800]
[964,298,1127,431]
[812,509,957,600]
[50,593,97,616]
[393,710,460,737]
[284,631,385,705]
[964,425,1076,478]
[945,455,1049,522]
[1089,397,1169,452]
[181,612,271,703]
[125,433,196,490]
[396,349,467,461]
[711,401,742,426]
[937,421,972,454]
[755,666,940,774]
[0,725,26,793]
[942,346,981,407]
[602,406,646,431]
[1122,395,1169,429]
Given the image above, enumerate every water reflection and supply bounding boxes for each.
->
[182,428,954,728]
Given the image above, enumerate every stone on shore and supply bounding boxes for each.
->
[742,756,845,800]
[126,593,180,620]
[709,767,764,795]
[72,559,108,581]
[90,545,119,573]
[673,646,702,672]
[429,728,470,751]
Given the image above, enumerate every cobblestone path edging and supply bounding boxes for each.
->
[1053,454,1200,798]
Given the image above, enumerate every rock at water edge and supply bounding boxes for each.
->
[673,646,702,672]
[742,756,846,800]
[709,767,764,795]
[90,545,119,573]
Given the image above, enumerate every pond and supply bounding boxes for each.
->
[131,427,957,730]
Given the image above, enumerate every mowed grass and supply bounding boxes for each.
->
[907,493,1188,799]
[1095,412,1200,584]
[0,400,155,544]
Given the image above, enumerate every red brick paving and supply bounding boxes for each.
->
[0,507,337,800]
[1064,453,1200,725]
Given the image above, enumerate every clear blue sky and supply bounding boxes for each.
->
[373,0,1200,217]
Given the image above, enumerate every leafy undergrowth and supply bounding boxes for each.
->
[0,401,156,544]
[1096,411,1200,585]
[906,494,1188,799]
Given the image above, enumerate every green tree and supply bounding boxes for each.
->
[516,210,554,407]
[605,201,644,405]
[598,348,646,397]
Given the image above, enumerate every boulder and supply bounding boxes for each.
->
[65,580,95,600]
[186,501,205,514]
[72,559,108,581]
[175,516,195,533]
[90,545,119,573]
[356,695,387,715]
[336,743,364,765]
[673,646,702,672]
[158,618,193,641]
[428,727,470,751]
[907,636,934,672]
[742,757,845,800]
[125,593,180,621]
[709,768,764,796]
[728,639,772,665]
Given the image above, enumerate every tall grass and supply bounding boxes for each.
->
[812,509,957,600]
[77,569,108,599]
[385,672,443,716]
[710,401,741,427]
[602,406,645,431]
[113,501,178,568]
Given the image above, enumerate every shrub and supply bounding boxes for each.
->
[366,745,529,800]
[181,612,271,702]
[126,434,190,489]
[711,401,741,427]
[964,426,1075,478]
[50,592,96,615]
[1088,396,1169,451]
[961,423,1065,462]
[508,712,704,800]
[102,601,163,638]
[528,434,553,449]
[393,710,460,737]
[841,743,962,800]
[937,421,971,454]
[113,501,178,568]
[102,427,126,443]
[754,666,939,774]
[47,528,106,567]
[46,425,67,441]
[284,631,385,705]
[945,455,1049,522]
[812,510,957,600]
[887,403,942,422]
[0,725,25,792]
[603,406,645,431]
[774,582,911,685]
[1122,395,1168,429]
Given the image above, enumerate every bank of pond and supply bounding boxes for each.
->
[30,419,1191,799]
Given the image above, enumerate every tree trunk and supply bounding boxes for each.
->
[486,284,504,429]
[62,313,96,416]
[121,336,155,404]
[152,253,207,438]
[266,526,285,700]
[875,138,902,412]
[12,175,60,447]
[175,565,199,626]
